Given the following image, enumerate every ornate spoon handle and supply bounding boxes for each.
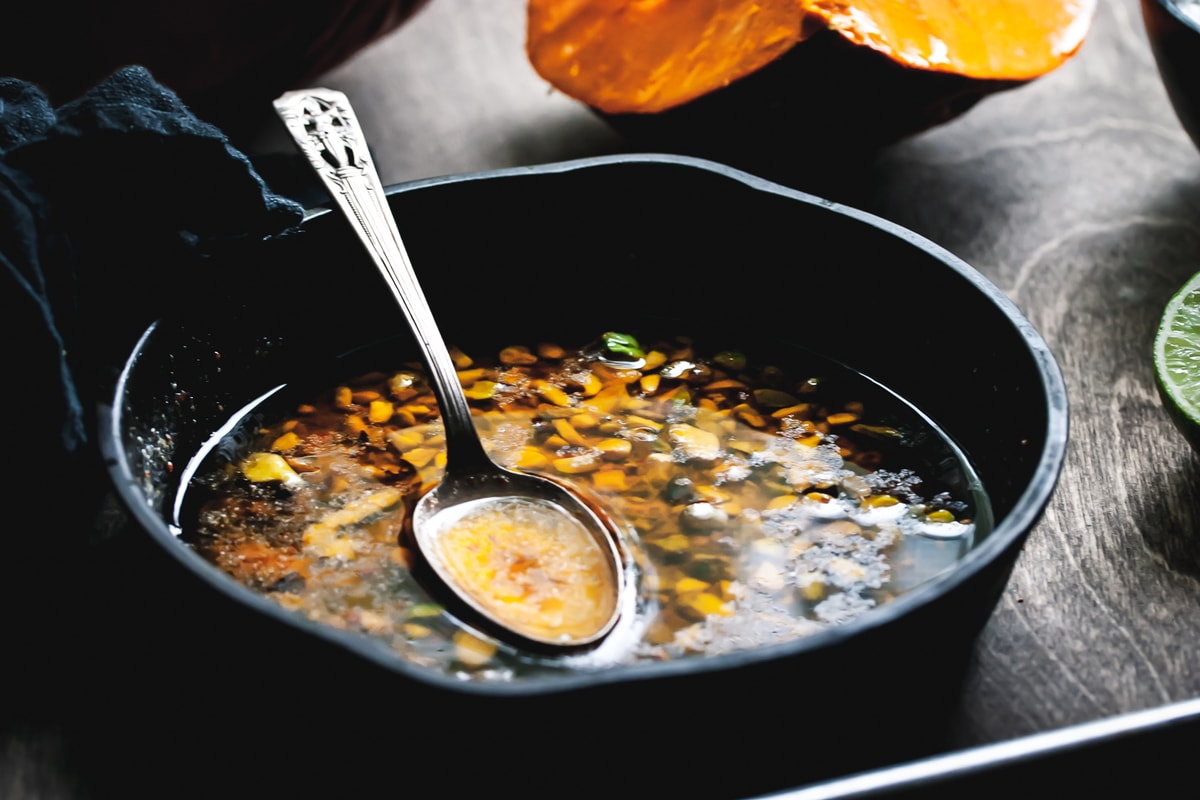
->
[273,88,490,471]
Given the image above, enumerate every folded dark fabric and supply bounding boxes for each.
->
[1,65,304,523]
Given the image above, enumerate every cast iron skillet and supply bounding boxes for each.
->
[99,153,1068,799]
[1142,0,1200,153]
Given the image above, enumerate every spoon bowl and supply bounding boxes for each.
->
[273,88,627,650]
[413,467,626,649]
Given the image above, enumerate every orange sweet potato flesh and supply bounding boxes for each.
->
[527,0,1097,115]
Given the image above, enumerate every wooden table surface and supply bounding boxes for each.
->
[267,0,1200,748]
[6,0,1200,796]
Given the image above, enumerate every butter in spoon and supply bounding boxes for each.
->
[273,88,627,651]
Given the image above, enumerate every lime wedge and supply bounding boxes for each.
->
[1154,270,1200,452]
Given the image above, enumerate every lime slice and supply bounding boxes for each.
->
[1154,270,1200,451]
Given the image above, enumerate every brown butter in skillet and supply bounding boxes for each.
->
[184,332,983,677]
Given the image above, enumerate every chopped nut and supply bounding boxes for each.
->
[240,452,302,485]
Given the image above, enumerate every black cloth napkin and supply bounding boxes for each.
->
[1,65,304,510]
[1,67,306,707]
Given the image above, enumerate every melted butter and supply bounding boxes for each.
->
[429,496,619,644]
[183,332,989,679]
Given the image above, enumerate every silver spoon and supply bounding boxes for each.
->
[274,88,626,651]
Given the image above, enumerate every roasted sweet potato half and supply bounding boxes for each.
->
[527,0,1097,161]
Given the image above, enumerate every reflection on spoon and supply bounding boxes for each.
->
[273,87,627,650]
[423,495,620,644]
